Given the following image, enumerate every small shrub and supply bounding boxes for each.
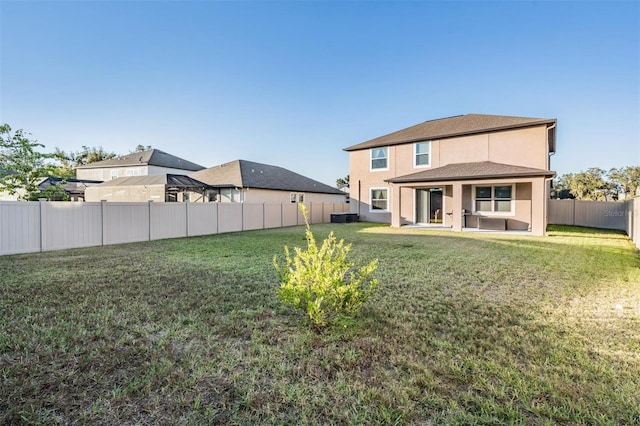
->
[273,204,378,331]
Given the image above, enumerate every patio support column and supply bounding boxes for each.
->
[531,177,546,236]
[391,184,402,228]
[452,182,463,232]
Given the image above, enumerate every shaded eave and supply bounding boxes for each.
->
[93,174,212,189]
[386,162,555,184]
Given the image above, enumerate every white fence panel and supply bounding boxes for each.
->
[243,203,264,231]
[575,200,626,230]
[41,202,102,251]
[264,204,283,229]
[103,202,150,245]
[151,203,188,241]
[0,201,41,255]
[309,203,324,224]
[0,201,351,255]
[282,203,299,227]
[549,199,628,231]
[548,200,575,225]
[629,198,640,249]
[218,203,243,233]
[187,203,218,236]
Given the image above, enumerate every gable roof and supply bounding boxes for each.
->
[76,149,205,171]
[386,161,555,184]
[190,160,344,195]
[344,114,557,151]
[93,174,211,189]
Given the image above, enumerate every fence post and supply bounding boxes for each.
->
[185,202,190,237]
[101,200,107,246]
[148,201,152,241]
[39,199,45,252]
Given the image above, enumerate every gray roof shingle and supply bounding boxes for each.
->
[76,149,205,171]
[190,160,344,195]
[344,114,556,151]
[386,161,555,184]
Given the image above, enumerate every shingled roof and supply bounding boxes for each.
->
[344,114,556,151]
[38,177,103,196]
[76,149,205,171]
[190,160,344,195]
[386,161,555,184]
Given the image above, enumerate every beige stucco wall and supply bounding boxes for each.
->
[76,165,200,181]
[85,184,167,202]
[241,188,346,204]
[349,124,551,226]
[76,166,150,181]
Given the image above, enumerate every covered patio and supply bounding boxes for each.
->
[386,161,555,236]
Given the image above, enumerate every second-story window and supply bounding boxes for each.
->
[371,147,388,170]
[415,141,431,167]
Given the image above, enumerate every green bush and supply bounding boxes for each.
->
[273,205,378,331]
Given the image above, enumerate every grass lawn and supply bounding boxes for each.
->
[1,223,639,425]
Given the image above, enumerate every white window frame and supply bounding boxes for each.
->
[472,184,515,216]
[221,188,243,203]
[370,187,389,212]
[110,171,118,180]
[290,193,305,203]
[370,147,389,171]
[414,141,431,168]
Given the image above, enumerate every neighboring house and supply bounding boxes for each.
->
[76,149,205,181]
[190,159,347,204]
[0,169,24,201]
[38,177,103,201]
[84,174,212,202]
[344,114,557,236]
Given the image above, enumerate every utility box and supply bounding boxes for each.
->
[330,213,359,223]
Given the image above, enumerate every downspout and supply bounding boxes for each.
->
[358,180,361,217]
[545,122,557,234]
[546,122,557,170]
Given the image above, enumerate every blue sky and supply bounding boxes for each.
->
[1,0,638,186]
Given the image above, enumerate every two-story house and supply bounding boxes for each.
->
[344,114,557,236]
[75,149,205,181]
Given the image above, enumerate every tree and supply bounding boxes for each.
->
[609,166,640,200]
[56,145,116,167]
[0,124,57,200]
[558,168,611,201]
[336,175,349,190]
[554,166,640,201]
[132,144,152,152]
[54,145,117,177]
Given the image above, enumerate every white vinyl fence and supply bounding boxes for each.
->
[548,198,640,248]
[0,201,350,256]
